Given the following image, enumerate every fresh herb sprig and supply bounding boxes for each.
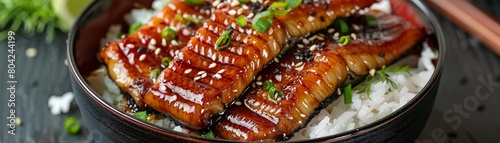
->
[0,0,65,42]
[356,66,411,98]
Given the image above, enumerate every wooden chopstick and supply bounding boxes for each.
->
[425,0,500,55]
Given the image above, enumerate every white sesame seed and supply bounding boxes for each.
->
[148,45,157,50]
[256,81,263,86]
[369,69,376,76]
[209,63,217,68]
[246,13,254,18]
[235,101,242,105]
[333,32,340,38]
[237,8,244,15]
[317,36,325,41]
[217,69,226,74]
[155,48,161,55]
[126,44,135,48]
[252,82,256,88]
[297,44,304,48]
[150,39,157,45]
[258,0,263,4]
[212,0,220,7]
[185,69,192,74]
[308,16,315,22]
[175,50,180,56]
[337,88,341,95]
[198,71,206,75]
[309,44,317,51]
[211,54,217,61]
[217,3,224,9]
[162,38,167,47]
[231,0,239,6]
[327,28,335,33]
[214,73,222,79]
[139,54,146,61]
[228,10,236,16]
[242,5,249,10]
[201,73,208,78]
[295,62,304,67]
[268,28,274,35]
[308,36,317,41]
[302,39,310,45]
[194,76,202,81]
[351,33,357,40]
[273,58,279,63]
[352,24,360,31]
[257,76,262,81]
[171,40,179,46]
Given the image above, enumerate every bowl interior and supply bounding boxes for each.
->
[68,0,445,141]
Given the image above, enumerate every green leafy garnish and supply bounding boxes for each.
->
[334,19,349,35]
[252,0,302,33]
[150,68,161,80]
[356,66,411,97]
[204,130,215,138]
[161,57,171,68]
[263,80,285,100]
[239,0,250,3]
[161,27,177,41]
[215,30,232,50]
[134,111,147,121]
[64,117,80,135]
[183,0,203,6]
[343,84,352,104]
[236,15,247,27]
[339,35,351,46]
[0,0,67,42]
[129,22,142,34]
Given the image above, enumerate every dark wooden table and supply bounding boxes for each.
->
[1,1,500,143]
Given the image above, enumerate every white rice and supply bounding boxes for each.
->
[88,0,438,140]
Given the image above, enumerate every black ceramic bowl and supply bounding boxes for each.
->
[67,0,445,142]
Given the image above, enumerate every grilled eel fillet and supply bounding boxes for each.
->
[143,0,379,129]
[212,11,426,141]
[99,0,210,107]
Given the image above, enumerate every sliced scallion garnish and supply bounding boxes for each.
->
[204,130,215,138]
[150,68,161,80]
[252,11,274,33]
[161,27,177,41]
[64,117,80,135]
[236,15,248,27]
[134,111,147,121]
[334,19,349,35]
[239,0,250,3]
[183,0,203,6]
[262,80,284,101]
[215,30,232,50]
[339,35,351,46]
[344,84,352,104]
[161,57,171,68]
[129,22,143,34]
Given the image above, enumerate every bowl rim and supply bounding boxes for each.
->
[67,0,446,142]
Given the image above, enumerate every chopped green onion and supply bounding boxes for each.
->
[239,0,250,3]
[183,15,201,24]
[236,15,248,27]
[175,14,183,21]
[269,87,277,100]
[161,57,171,67]
[271,2,288,9]
[365,15,378,27]
[339,35,351,46]
[215,31,232,50]
[64,117,80,135]
[183,0,203,6]
[252,11,274,33]
[204,130,215,138]
[344,84,353,104]
[334,19,349,35]
[263,80,273,90]
[134,111,147,121]
[161,27,177,41]
[129,22,143,34]
[150,68,161,80]
[262,80,285,100]
[287,0,302,8]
